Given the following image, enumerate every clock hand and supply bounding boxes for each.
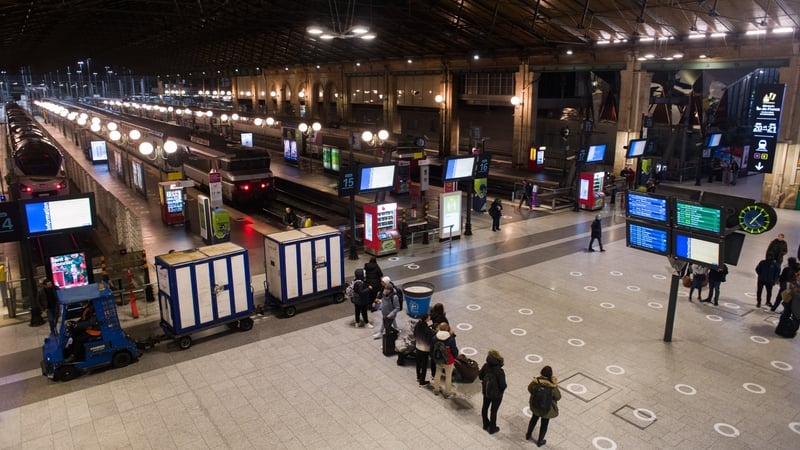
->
[748,211,763,226]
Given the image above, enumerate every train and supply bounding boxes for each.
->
[36,100,277,206]
[4,103,69,199]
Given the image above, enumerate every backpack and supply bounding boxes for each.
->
[531,380,553,413]
[484,370,501,399]
[390,282,403,311]
[345,280,358,303]
[432,340,449,365]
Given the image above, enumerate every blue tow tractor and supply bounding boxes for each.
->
[41,282,140,382]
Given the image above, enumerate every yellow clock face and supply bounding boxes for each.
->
[738,203,777,234]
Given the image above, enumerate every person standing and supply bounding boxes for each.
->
[518,180,533,209]
[372,276,401,339]
[688,264,709,301]
[283,207,298,229]
[429,303,449,379]
[756,254,781,308]
[478,349,507,434]
[772,258,799,312]
[729,159,739,185]
[351,269,373,328]
[767,233,789,266]
[489,198,503,231]
[430,322,458,399]
[363,256,383,299]
[588,215,605,252]
[413,313,434,386]
[526,365,561,447]
[703,264,728,305]
[29,281,47,327]
[41,278,59,334]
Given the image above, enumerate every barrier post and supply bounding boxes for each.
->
[126,268,139,318]
[422,202,430,245]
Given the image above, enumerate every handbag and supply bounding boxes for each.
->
[682,275,692,288]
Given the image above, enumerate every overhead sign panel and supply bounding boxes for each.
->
[750,83,785,174]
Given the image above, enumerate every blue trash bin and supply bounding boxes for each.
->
[402,282,434,318]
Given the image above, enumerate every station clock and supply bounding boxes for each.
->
[737,202,777,234]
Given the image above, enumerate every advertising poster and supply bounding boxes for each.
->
[211,208,230,243]
[49,252,89,289]
[439,191,462,239]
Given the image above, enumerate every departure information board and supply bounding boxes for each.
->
[673,231,721,266]
[674,201,723,235]
[627,192,669,224]
[626,221,670,255]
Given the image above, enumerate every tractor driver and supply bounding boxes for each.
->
[65,303,101,361]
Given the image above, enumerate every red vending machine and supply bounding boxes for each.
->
[527,146,545,172]
[158,181,186,225]
[578,171,605,210]
[363,202,399,256]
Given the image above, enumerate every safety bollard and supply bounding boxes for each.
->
[126,268,139,318]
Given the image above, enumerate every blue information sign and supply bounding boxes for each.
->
[626,192,668,224]
[626,220,670,255]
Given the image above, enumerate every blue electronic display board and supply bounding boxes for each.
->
[22,194,96,236]
[673,231,721,267]
[626,192,669,224]
[626,220,670,255]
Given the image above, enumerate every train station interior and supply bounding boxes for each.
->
[2,1,800,449]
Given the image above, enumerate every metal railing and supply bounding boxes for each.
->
[409,224,454,256]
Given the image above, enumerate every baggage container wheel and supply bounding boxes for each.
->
[227,322,240,331]
[333,293,345,304]
[239,318,254,331]
[177,335,192,350]
[284,306,297,317]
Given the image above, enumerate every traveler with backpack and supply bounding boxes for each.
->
[413,313,435,386]
[489,198,503,231]
[372,276,401,339]
[478,349,507,434]
[526,365,561,447]
[363,256,384,299]
[430,322,459,399]
[756,253,781,308]
[350,269,374,328]
[772,257,799,312]
[429,303,450,378]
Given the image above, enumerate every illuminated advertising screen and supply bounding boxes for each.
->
[626,192,669,224]
[706,133,722,148]
[22,193,96,236]
[240,133,253,147]
[358,164,396,194]
[439,191,462,239]
[585,144,606,163]
[283,139,292,160]
[89,140,108,162]
[626,139,648,158]
[674,200,724,235]
[673,231,722,267]
[626,220,670,256]
[48,251,91,289]
[443,156,476,181]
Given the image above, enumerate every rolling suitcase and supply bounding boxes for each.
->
[382,319,398,356]
[774,313,798,338]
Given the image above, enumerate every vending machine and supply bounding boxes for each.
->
[578,171,605,210]
[363,202,399,256]
[158,181,185,226]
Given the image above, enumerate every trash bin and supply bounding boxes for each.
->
[402,281,434,318]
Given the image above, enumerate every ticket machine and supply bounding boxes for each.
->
[158,181,186,226]
[363,202,399,256]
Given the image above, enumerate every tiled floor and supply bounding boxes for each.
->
[2,171,800,449]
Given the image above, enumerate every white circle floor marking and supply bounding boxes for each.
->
[525,354,543,364]
[713,423,740,437]
[518,308,533,315]
[648,302,664,309]
[387,257,400,262]
[766,316,778,325]
[606,365,625,375]
[610,271,623,276]
[744,292,756,298]
[566,383,587,394]
[750,336,770,344]
[600,302,615,309]
[674,384,697,395]
[633,408,656,422]
[626,285,641,292]
[568,338,585,347]
[522,406,533,418]
[456,323,473,331]
[771,361,793,371]
[511,328,527,336]
[652,274,667,280]
[706,315,723,322]
[570,271,583,277]
[722,302,741,309]
[789,422,800,435]
[584,286,598,292]
[466,304,481,311]
[567,315,583,323]
[677,291,688,297]
[404,263,420,270]
[742,383,766,394]
[591,437,618,450]
[460,347,478,357]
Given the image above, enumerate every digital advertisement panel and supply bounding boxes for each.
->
[439,191,462,239]
[49,251,90,289]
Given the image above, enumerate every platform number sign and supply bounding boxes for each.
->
[751,83,785,174]
[474,153,492,178]
[337,166,358,197]
[0,202,22,243]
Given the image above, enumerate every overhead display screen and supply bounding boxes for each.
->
[627,192,669,224]
[443,156,476,181]
[358,164,396,194]
[89,140,108,162]
[23,194,96,236]
[626,221,670,255]
[707,133,722,148]
[585,144,606,163]
[673,231,721,267]
[626,139,648,158]
[674,200,723,235]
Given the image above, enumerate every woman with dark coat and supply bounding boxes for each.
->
[363,256,383,298]
[429,303,449,378]
[413,313,435,386]
[352,269,374,328]
[478,349,507,434]
[526,365,562,447]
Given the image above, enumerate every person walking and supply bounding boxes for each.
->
[489,198,503,231]
[478,349,507,434]
[526,365,561,447]
[372,276,401,339]
[772,258,799,312]
[363,256,383,299]
[430,322,458,399]
[703,264,728,305]
[688,264,709,301]
[518,180,533,210]
[766,233,789,266]
[588,215,605,252]
[413,313,435,386]
[351,269,373,328]
[756,254,781,308]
